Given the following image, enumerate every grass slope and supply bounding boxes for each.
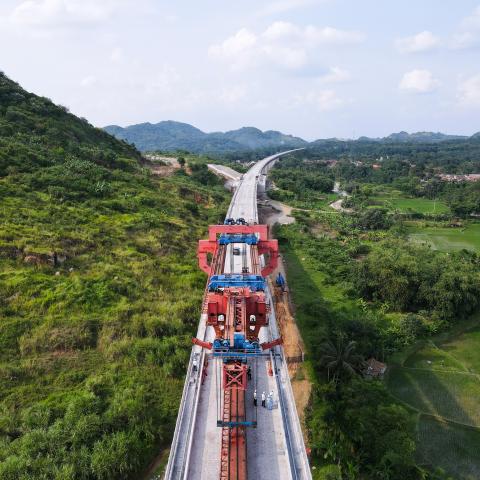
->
[0,73,230,479]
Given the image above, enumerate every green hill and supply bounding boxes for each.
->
[0,73,229,479]
[104,120,307,153]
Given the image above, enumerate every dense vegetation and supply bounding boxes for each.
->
[0,73,229,479]
[354,241,480,322]
[309,136,480,174]
[271,150,480,479]
[269,168,334,202]
[104,119,480,165]
[104,121,306,153]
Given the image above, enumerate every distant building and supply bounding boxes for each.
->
[364,358,387,379]
[372,164,381,170]
[324,159,338,168]
[437,173,480,183]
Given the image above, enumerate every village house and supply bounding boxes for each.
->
[364,358,387,379]
[437,173,480,182]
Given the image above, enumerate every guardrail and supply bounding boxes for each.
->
[164,319,208,480]
[266,287,312,480]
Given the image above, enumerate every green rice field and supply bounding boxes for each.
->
[408,223,480,252]
[417,416,480,480]
[373,190,450,214]
[387,324,480,479]
[388,367,480,426]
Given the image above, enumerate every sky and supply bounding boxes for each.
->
[1,0,480,140]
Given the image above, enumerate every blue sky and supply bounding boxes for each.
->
[1,0,479,139]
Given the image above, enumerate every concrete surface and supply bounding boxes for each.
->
[208,164,243,182]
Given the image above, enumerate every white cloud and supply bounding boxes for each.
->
[451,6,480,49]
[262,21,365,45]
[304,25,365,45]
[10,0,116,27]
[395,31,440,53]
[110,47,124,63]
[291,89,346,111]
[319,66,351,83]
[399,69,439,93]
[219,85,248,105]
[209,22,364,72]
[461,5,480,30]
[262,21,298,41]
[144,66,181,96]
[457,74,480,107]
[208,28,257,70]
[262,45,308,69]
[258,0,324,17]
[80,75,96,87]
[451,32,479,49]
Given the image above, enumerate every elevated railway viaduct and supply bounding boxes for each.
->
[164,151,311,480]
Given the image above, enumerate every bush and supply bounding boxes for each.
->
[356,208,392,230]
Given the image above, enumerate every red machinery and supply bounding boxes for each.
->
[198,224,279,277]
[206,287,268,341]
[195,222,282,480]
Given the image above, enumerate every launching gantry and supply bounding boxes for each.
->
[194,222,283,480]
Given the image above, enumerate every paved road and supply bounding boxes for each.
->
[227,150,303,224]
[207,164,243,182]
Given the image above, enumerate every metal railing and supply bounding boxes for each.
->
[266,287,312,480]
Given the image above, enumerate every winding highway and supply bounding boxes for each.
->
[164,150,310,480]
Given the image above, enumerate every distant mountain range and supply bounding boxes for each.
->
[358,131,470,143]
[103,121,479,153]
[104,121,307,153]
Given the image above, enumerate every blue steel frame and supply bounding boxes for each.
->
[218,234,258,245]
[208,274,266,292]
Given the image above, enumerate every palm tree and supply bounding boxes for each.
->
[319,338,364,383]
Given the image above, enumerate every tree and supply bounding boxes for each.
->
[317,379,422,479]
[177,156,186,168]
[319,338,364,383]
[356,208,392,230]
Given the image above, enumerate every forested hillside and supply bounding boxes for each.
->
[104,121,307,153]
[269,153,480,480]
[307,137,480,173]
[0,73,229,479]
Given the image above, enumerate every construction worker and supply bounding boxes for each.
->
[192,358,198,372]
[247,366,252,380]
[267,391,274,410]
[261,391,266,408]
[253,389,257,407]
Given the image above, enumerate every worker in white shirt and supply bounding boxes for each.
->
[261,391,266,408]
[267,390,274,410]
[253,389,257,407]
